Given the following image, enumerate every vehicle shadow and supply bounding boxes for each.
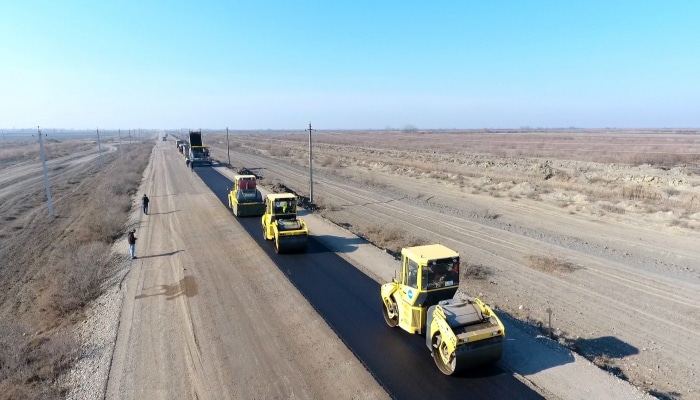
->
[138,250,183,259]
[310,234,366,254]
[497,311,639,379]
[498,312,575,374]
[134,276,197,300]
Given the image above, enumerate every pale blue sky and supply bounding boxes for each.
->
[1,1,698,129]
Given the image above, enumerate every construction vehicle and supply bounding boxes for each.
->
[261,193,308,253]
[228,175,265,217]
[380,244,505,375]
[187,130,212,166]
[182,144,190,163]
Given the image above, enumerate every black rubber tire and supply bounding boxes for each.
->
[382,298,399,327]
[432,333,457,375]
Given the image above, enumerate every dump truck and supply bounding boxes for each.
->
[261,193,308,253]
[187,130,211,166]
[380,244,505,375]
[228,175,265,217]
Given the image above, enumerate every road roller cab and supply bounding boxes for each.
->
[380,244,505,375]
[261,193,309,253]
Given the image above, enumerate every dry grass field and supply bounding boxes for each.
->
[203,128,700,400]
[208,129,700,235]
[0,138,151,398]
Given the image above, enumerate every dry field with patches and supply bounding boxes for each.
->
[0,137,151,398]
[201,129,700,400]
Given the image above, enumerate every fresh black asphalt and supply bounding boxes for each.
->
[195,165,544,400]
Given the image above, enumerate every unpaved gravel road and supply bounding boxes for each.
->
[105,139,387,399]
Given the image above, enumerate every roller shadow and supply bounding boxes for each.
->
[312,234,366,254]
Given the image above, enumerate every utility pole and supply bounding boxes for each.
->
[96,127,104,170]
[226,126,231,167]
[37,126,54,216]
[118,129,123,160]
[306,122,315,204]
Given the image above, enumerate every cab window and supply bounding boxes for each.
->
[422,260,460,290]
[406,259,419,289]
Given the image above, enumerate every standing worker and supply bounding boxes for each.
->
[127,229,137,260]
[190,159,195,172]
[142,194,150,215]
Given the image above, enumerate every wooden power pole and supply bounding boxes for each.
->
[37,126,54,216]
[306,123,315,204]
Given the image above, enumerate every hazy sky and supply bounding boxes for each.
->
[1,1,698,130]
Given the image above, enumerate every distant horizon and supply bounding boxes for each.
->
[2,126,699,135]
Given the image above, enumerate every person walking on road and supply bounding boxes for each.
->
[142,194,150,215]
[127,229,137,260]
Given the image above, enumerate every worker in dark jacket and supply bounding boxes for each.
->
[127,230,137,259]
[142,194,150,215]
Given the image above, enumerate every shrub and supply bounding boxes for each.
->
[526,255,580,275]
[50,242,117,316]
[622,185,660,202]
[462,263,493,280]
[0,322,76,400]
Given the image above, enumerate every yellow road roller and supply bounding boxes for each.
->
[261,193,308,253]
[380,244,505,375]
[228,175,265,217]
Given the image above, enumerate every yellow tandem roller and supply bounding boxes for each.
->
[380,244,505,375]
[228,175,265,217]
[261,193,309,253]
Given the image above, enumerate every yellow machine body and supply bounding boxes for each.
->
[228,175,265,217]
[261,193,308,253]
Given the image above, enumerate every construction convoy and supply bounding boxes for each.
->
[174,136,504,375]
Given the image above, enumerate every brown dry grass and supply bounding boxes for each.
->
[0,139,95,167]
[213,129,700,228]
[224,129,700,165]
[0,141,151,398]
[462,262,493,280]
[49,242,118,316]
[526,255,580,275]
